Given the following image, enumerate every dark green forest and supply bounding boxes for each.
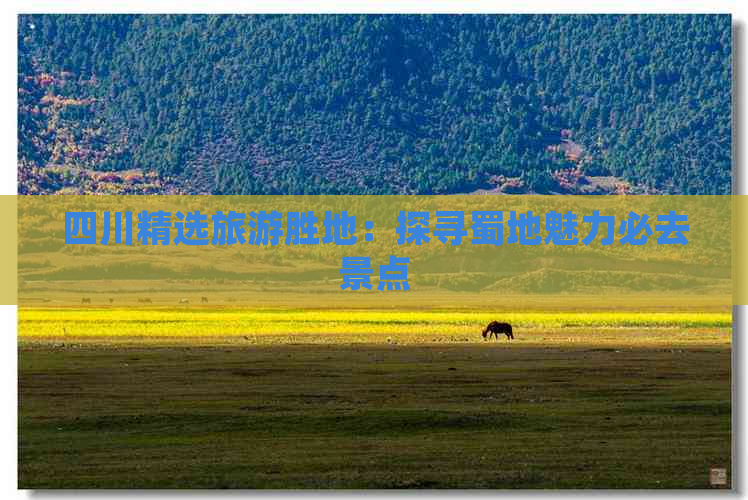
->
[17,14,732,195]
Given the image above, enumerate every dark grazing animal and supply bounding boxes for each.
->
[482,321,514,341]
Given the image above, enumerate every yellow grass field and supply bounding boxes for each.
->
[18,308,731,345]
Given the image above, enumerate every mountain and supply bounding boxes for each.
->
[17,14,732,195]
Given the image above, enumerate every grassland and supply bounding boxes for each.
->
[19,308,731,343]
[19,306,732,489]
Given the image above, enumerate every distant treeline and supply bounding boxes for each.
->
[18,14,732,194]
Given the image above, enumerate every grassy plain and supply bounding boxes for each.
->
[15,193,734,487]
[18,306,732,489]
[19,307,730,340]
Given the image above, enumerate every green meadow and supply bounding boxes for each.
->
[16,195,733,488]
[18,305,732,488]
[19,337,731,488]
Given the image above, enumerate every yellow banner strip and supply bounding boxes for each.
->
[0,195,17,304]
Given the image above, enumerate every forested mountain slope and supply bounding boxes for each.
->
[18,15,732,195]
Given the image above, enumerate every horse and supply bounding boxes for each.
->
[482,321,514,341]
